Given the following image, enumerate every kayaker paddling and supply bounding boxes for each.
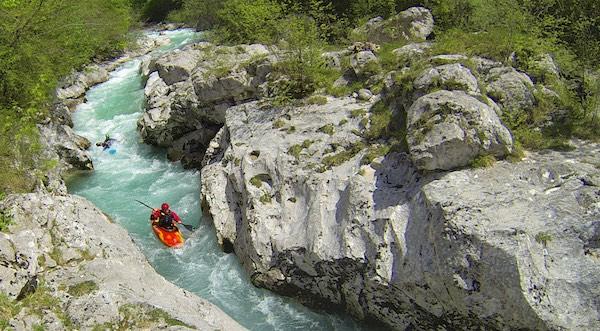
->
[96,134,117,151]
[134,200,195,247]
[150,203,182,231]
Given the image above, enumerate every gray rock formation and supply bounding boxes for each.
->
[138,42,275,167]
[393,42,432,65]
[413,63,481,99]
[56,33,170,109]
[485,66,535,113]
[350,50,379,78]
[200,93,600,330]
[406,90,513,171]
[356,7,434,43]
[0,193,245,331]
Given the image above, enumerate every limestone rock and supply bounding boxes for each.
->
[413,63,480,99]
[392,42,432,64]
[38,123,93,172]
[350,50,379,77]
[138,42,276,167]
[358,7,434,43]
[201,92,600,330]
[155,48,202,85]
[406,90,513,171]
[0,193,245,331]
[56,65,109,101]
[358,89,373,101]
[485,67,535,113]
[167,124,221,168]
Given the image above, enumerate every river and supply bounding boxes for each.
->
[67,29,370,331]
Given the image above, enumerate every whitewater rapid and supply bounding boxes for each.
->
[67,29,367,331]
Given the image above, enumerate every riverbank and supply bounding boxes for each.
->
[0,28,245,331]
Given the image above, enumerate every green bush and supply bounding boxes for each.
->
[215,0,283,44]
[0,210,12,233]
[268,16,335,101]
[0,0,132,194]
[141,0,181,22]
[168,0,225,29]
[471,155,496,168]
[67,281,99,297]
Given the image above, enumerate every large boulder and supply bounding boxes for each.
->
[138,42,276,168]
[357,7,434,43]
[392,42,432,65]
[413,63,481,99]
[485,67,535,113]
[56,65,109,102]
[200,93,600,330]
[350,50,379,78]
[154,48,202,85]
[406,90,513,171]
[0,193,245,331]
[38,123,93,172]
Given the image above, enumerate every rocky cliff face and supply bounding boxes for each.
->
[138,42,275,168]
[0,193,244,330]
[201,99,600,330]
[131,7,599,330]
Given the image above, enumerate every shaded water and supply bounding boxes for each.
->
[67,29,369,330]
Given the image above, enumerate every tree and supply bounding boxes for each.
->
[0,0,133,193]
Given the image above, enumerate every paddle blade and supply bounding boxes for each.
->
[181,223,195,231]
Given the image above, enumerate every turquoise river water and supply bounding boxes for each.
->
[67,29,373,330]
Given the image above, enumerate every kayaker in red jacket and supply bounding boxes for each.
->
[150,203,182,230]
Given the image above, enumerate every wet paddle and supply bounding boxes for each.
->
[135,200,196,231]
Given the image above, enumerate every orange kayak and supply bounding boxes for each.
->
[152,223,184,248]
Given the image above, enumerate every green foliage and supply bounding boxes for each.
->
[364,100,392,141]
[288,140,313,159]
[167,0,224,29]
[67,281,98,297]
[0,108,42,194]
[215,0,283,44]
[269,16,334,101]
[0,209,12,232]
[278,0,347,42]
[14,281,73,326]
[322,142,365,168]
[350,109,367,118]
[259,193,272,204]
[361,145,391,165]
[423,0,474,29]
[535,232,553,246]
[306,95,328,105]
[104,304,193,330]
[272,119,286,129]
[506,141,525,163]
[250,174,271,188]
[471,154,496,168]
[349,0,397,19]
[378,41,409,71]
[318,124,335,136]
[141,0,181,22]
[0,0,133,194]
[0,292,17,329]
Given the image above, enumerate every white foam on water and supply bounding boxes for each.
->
[67,29,368,331]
